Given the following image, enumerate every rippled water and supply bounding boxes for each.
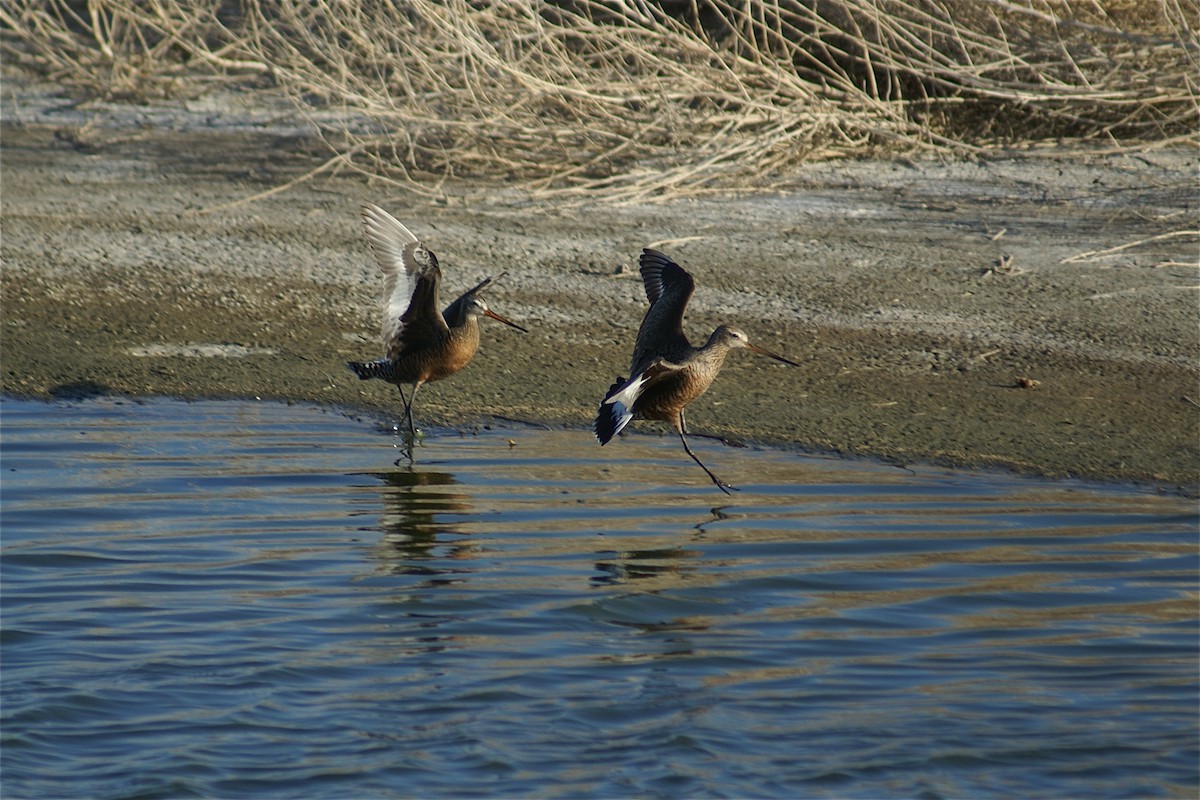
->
[2,397,1196,799]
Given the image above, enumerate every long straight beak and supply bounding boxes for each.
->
[484,307,528,333]
[747,342,800,367]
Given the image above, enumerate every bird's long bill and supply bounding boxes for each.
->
[747,342,800,367]
[484,307,529,333]
[465,272,508,295]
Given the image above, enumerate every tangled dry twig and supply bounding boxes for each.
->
[3,0,1196,203]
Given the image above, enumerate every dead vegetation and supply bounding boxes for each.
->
[3,1,1197,202]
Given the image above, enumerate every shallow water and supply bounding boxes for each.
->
[2,397,1196,799]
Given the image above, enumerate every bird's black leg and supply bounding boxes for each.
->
[686,432,745,449]
[677,411,738,494]
[395,383,416,461]
[407,383,423,440]
[678,413,742,447]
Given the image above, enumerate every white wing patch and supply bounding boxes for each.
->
[600,360,684,439]
[596,372,646,442]
[602,371,650,413]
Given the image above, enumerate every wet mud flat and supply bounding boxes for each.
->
[2,111,1197,491]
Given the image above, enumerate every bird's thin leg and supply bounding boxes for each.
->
[684,431,743,447]
[676,411,738,494]
[676,415,738,446]
[407,382,423,440]
[678,409,742,446]
[395,383,416,460]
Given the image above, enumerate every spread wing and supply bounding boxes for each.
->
[360,203,449,356]
[631,249,694,373]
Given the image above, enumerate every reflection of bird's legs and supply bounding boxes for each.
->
[676,410,738,495]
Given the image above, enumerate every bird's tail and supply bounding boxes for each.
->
[347,359,391,381]
[595,373,650,445]
[594,377,629,445]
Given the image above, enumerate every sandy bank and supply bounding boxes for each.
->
[2,93,1196,491]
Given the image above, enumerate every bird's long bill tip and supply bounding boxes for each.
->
[484,307,528,333]
[747,342,801,367]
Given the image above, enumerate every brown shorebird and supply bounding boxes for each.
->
[594,248,799,494]
[348,203,527,451]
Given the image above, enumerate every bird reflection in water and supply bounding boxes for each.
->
[358,466,480,582]
[590,506,726,588]
[590,545,703,588]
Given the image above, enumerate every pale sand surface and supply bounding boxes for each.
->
[3,80,1197,490]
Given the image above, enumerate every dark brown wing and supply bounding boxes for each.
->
[631,249,694,373]
[360,203,450,359]
[390,265,448,359]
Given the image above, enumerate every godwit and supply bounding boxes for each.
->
[594,248,799,494]
[348,203,527,450]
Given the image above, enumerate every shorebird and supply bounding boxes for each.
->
[594,248,799,494]
[348,203,527,451]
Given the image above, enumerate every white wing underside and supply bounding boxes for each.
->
[360,203,428,351]
[601,359,684,438]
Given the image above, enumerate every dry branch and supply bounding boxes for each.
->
[1061,230,1200,264]
[3,0,1196,202]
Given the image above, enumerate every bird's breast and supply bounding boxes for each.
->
[427,324,481,381]
[383,324,480,384]
[635,365,714,421]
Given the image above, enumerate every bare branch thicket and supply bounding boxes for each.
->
[2,0,1196,202]
[0,0,264,97]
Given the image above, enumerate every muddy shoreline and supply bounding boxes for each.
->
[3,103,1197,492]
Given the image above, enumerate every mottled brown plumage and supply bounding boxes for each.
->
[348,203,526,449]
[595,248,799,494]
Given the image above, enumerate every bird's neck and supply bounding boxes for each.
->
[696,332,734,366]
[448,314,480,336]
[443,305,478,330]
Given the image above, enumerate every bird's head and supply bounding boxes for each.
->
[458,276,528,333]
[712,325,799,366]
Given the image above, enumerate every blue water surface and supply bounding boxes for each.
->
[1,397,1196,799]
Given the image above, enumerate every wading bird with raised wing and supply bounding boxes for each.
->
[348,203,527,455]
[595,248,799,493]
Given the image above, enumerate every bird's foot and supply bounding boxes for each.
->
[393,434,418,463]
[392,425,423,452]
[714,478,740,495]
